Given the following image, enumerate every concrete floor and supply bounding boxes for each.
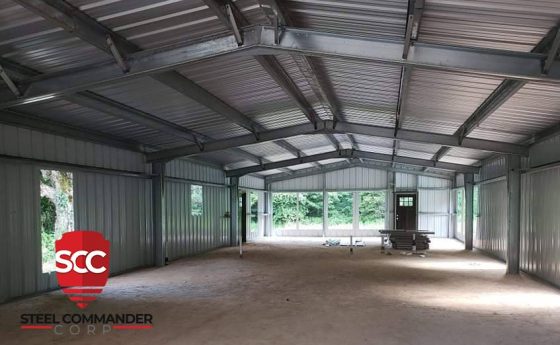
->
[2,238,560,345]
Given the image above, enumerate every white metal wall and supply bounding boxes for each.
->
[0,124,148,173]
[0,124,153,302]
[269,169,452,237]
[240,175,265,190]
[74,173,153,274]
[164,180,230,261]
[475,179,507,261]
[521,166,560,286]
[166,159,225,184]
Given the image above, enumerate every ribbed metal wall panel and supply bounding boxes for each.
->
[74,173,153,274]
[164,181,229,261]
[521,167,560,287]
[0,125,153,302]
[240,175,265,190]
[395,173,417,190]
[418,175,451,188]
[270,174,323,191]
[0,161,45,303]
[418,189,450,237]
[0,124,148,173]
[166,159,225,184]
[529,133,560,168]
[325,167,388,190]
[475,180,507,261]
[479,155,507,181]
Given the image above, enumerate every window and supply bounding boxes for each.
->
[473,185,480,239]
[299,192,323,230]
[191,185,203,216]
[359,191,386,229]
[399,196,414,207]
[272,193,299,230]
[250,192,258,234]
[455,189,465,236]
[327,192,353,230]
[41,170,74,273]
[272,192,323,231]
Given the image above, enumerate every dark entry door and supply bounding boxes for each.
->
[240,193,247,243]
[395,194,417,230]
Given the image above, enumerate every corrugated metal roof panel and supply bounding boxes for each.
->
[400,68,504,135]
[467,128,529,143]
[439,156,480,166]
[68,0,230,49]
[285,134,335,151]
[281,0,408,39]
[177,54,310,130]
[419,0,560,52]
[92,77,249,139]
[316,57,400,126]
[16,98,184,148]
[478,82,560,139]
[0,2,110,73]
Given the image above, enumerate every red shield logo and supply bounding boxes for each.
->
[55,231,110,309]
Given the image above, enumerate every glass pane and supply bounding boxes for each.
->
[456,189,464,235]
[328,192,353,229]
[272,193,299,230]
[191,185,203,216]
[41,170,74,273]
[299,192,323,230]
[250,192,258,234]
[359,191,385,229]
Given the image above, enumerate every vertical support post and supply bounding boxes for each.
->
[264,184,272,237]
[152,162,166,267]
[230,176,239,247]
[322,173,327,237]
[506,155,521,274]
[352,191,359,235]
[464,173,474,250]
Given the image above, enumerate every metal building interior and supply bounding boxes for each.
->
[1,0,560,344]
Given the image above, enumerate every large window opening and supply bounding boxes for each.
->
[359,191,386,230]
[40,169,74,273]
[473,185,480,240]
[272,193,299,231]
[299,192,323,230]
[272,192,323,231]
[327,192,353,230]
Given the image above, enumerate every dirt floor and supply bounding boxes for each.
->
[2,238,560,345]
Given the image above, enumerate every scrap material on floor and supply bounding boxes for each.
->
[379,230,434,251]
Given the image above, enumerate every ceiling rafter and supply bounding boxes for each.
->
[146,120,527,163]
[432,23,560,163]
[226,149,478,177]
[265,160,453,184]
[11,0,281,167]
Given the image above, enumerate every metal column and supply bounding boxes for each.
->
[464,173,474,250]
[322,173,328,237]
[152,162,166,267]
[230,177,239,247]
[506,155,521,274]
[264,184,272,237]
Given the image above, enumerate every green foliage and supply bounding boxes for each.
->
[40,196,56,235]
[359,191,385,225]
[40,170,74,272]
[272,193,302,227]
[250,192,258,232]
[191,185,203,216]
[327,192,353,226]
